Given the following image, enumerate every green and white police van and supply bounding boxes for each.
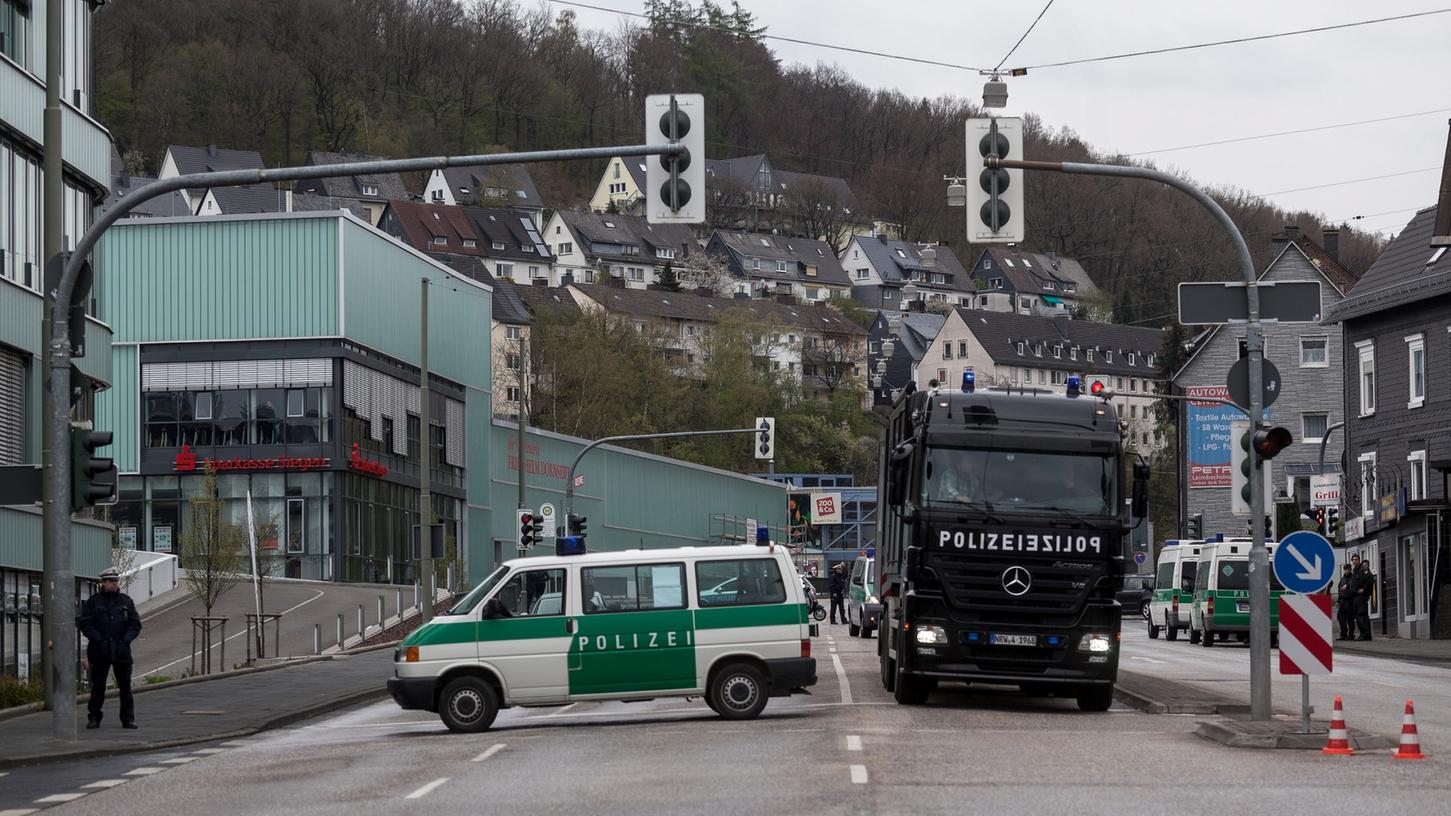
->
[847,553,880,638]
[1147,540,1201,641]
[388,545,818,732]
[1189,537,1284,647]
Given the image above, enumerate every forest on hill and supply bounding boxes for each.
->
[94,0,1385,326]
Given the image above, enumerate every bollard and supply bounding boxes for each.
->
[314,623,321,655]
[336,612,344,648]
[358,604,365,638]
[396,588,404,620]
[378,595,385,629]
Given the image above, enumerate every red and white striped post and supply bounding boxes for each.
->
[1278,594,1333,733]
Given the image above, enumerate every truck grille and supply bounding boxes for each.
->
[926,552,1106,624]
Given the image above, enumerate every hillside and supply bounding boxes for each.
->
[93,0,1385,326]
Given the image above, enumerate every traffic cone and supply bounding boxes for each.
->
[1322,695,1355,756]
[1393,700,1428,760]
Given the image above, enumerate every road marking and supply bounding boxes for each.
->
[161,757,198,764]
[34,793,88,803]
[405,778,450,799]
[142,589,326,677]
[846,735,862,751]
[831,653,853,705]
[545,703,579,717]
[0,809,39,816]
[472,744,506,762]
[192,748,229,754]
[124,767,165,776]
[1129,656,1167,664]
[850,765,868,784]
[829,648,837,653]
[82,780,129,789]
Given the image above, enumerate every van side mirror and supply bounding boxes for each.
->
[482,598,511,619]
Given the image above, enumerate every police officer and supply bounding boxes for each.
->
[1348,553,1373,641]
[78,568,143,729]
[829,563,847,625]
[1335,564,1354,640]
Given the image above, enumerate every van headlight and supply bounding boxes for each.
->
[1078,634,1113,653]
[915,625,946,645]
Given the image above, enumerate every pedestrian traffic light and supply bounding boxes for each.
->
[754,416,775,461]
[645,93,705,224]
[69,422,114,512]
[1187,513,1203,539]
[567,513,588,541]
[1327,507,1340,538]
[964,116,1024,244]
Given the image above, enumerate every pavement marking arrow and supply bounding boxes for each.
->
[1287,543,1323,581]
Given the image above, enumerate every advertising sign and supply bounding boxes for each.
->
[1310,474,1341,508]
[811,493,843,525]
[153,525,173,553]
[1186,386,1245,488]
[118,526,138,550]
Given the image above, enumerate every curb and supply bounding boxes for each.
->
[1195,720,1395,751]
[1113,685,1223,715]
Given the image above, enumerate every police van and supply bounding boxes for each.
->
[1148,540,1201,641]
[846,553,880,638]
[1189,537,1284,647]
[388,545,818,732]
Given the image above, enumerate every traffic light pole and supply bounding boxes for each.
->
[990,156,1273,720]
[419,278,433,624]
[561,428,761,523]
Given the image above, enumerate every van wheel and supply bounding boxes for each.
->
[1201,628,1214,648]
[709,663,768,720]
[1076,685,1114,712]
[438,677,499,733]
[1147,617,1160,639]
[1188,627,1201,644]
[1165,622,1178,641]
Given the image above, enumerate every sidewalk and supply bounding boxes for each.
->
[1333,636,1451,663]
[0,648,394,769]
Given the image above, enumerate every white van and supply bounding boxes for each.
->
[388,545,818,732]
[1189,537,1284,647]
[847,555,880,638]
[1148,540,1201,640]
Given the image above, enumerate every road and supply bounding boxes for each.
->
[6,622,1448,815]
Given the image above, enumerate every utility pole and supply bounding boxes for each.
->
[419,278,433,623]
[518,335,528,528]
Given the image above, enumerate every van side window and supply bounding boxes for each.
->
[494,568,567,617]
[696,558,786,607]
[851,560,865,587]
[1156,562,1173,588]
[1191,561,1208,593]
[581,563,686,613]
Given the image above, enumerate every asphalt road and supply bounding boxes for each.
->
[7,621,1449,815]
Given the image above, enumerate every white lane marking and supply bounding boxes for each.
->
[1129,656,1167,664]
[405,778,451,800]
[124,767,165,776]
[34,793,89,803]
[846,735,862,751]
[544,703,579,717]
[850,765,869,784]
[160,757,198,764]
[192,748,229,754]
[829,648,837,653]
[831,653,853,705]
[0,809,39,816]
[472,743,506,762]
[82,780,129,789]
[218,741,255,747]
[143,590,326,677]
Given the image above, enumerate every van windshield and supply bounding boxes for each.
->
[446,566,508,615]
[921,447,1118,516]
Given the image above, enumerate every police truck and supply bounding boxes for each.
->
[875,373,1147,711]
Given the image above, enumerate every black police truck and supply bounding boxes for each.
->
[875,373,1147,711]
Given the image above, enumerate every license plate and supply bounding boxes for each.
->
[989,633,1037,647]
[1236,602,1249,613]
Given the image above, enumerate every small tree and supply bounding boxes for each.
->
[182,468,245,617]
[677,252,735,297]
[656,261,681,290]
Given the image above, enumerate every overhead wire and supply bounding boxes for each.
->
[994,0,1058,72]
[1121,106,1451,157]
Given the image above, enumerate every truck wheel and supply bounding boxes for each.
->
[894,672,931,705]
[709,663,768,720]
[882,655,897,693]
[1201,628,1214,648]
[1076,685,1114,712]
[1188,627,1201,644]
[438,676,499,733]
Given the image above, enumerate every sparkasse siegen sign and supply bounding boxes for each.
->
[1310,474,1341,508]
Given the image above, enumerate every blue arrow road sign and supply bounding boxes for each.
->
[1274,530,1336,594]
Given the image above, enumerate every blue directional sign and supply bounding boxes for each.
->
[1273,531,1336,594]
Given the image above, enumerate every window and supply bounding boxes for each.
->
[1104,351,1113,363]
[286,390,305,418]
[1127,352,1136,366]
[1016,342,1025,355]
[1130,404,1138,418]
[1010,367,1019,384]
[1086,349,1094,363]
[1301,412,1328,443]
[1038,370,1047,384]
[495,568,568,617]
[696,559,786,607]
[462,239,477,248]
[506,386,520,403]
[856,268,869,280]
[1070,347,1078,361]
[497,263,514,279]
[627,267,644,282]
[530,266,545,279]
[958,341,968,358]
[558,242,573,254]
[1053,346,1062,359]
[582,563,686,612]
[1409,450,1427,501]
[937,368,947,383]
[360,183,379,197]
[1116,377,1124,390]
[430,189,443,202]
[1359,452,1377,517]
[492,241,506,251]
[1406,334,1425,407]
[613,163,621,180]
[776,260,788,273]
[943,344,952,360]
[506,326,521,340]
[431,236,447,247]
[752,258,761,271]
[1130,378,1138,393]
[990,278,1003,289]
[1356,341,1376,415]
[1300,337,1328,367]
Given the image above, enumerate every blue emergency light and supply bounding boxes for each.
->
[865,546,876,559]
[1066,375,1081,397]
[962,370,975,393]
[756,525,770,545]
[1045,635,1065,647]
[966,631,982,643]
[557,535,587,556]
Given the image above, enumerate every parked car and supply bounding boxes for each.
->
[1116,574,1153,620]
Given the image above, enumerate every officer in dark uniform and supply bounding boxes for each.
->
[78,567,143,728]
[829,563,848,625]
[1335,564,1354,640]
[1348,553,1373,641]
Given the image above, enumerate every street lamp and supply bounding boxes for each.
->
[920,245,937,269]
[945,177,967,208]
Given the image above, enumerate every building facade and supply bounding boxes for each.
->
[841,235,973,310]
[962,247,1099,316]
[544,210,697,289]
[705,229,852,303]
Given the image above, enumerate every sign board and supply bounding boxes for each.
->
[1274,531,1336,594]
[1310,474,1341,508]
[1178,280,1324,325]
[1226,357,1282,410]
[1344,514,1364,541]
[539,503,557,541]
[153,525,173,553]
[118,526,138,549]
[1278,593,1333,675]
[1134,551,1147,565]
[1186,386,1245,488]
[811,492,842,525]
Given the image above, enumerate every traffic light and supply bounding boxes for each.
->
[1313,506,1327,534]
[567,513,588,541]
[1187,513,1203,539]
[645,93,705,224]
[517,509,540,550]
[754,416,775,461]
[1327,507,1340,539]
[964,117,1024,244]
[69,422,114,512]
[1231,421,1291,516]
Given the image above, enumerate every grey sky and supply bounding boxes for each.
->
[554,0,1450,238]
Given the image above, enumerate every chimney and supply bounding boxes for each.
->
[207,143,217,157]
[877,234,889,245]
[1322,227,1340,261]
[1283,225,1300,241]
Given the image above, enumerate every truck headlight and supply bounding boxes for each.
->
[915,625,946,645]
[1078,634,1113,653]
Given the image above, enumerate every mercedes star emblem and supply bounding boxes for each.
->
[1001,566,1032,596]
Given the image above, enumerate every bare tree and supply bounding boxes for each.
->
[801,332,867,398]
[677,251,736,297]
[181,468,245,618]
[784,175,855,252]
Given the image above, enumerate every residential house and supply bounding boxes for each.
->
[1323,162,1451,638]
[841,235,974,310]
[192,185,289,216]
[294,150,411,226]
[158,143,273,214]
[866,310,946,406]
[705,230,853,302]
[963,247,1100,316]
[920,309,1167,450]
[1176,227,1360,541]
[589,155,647,213]
[380,200,556,286]
[422,164,545,227]
[104,150,189,218]
[488,279,535,421]
[544,210,697,289]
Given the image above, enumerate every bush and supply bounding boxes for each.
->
[0,675,45,709]
[145,675,173,685]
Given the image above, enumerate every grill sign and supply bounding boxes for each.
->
[937,530,1103,555]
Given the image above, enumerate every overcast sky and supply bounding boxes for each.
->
[553,0,1450,238]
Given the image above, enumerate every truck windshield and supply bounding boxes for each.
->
[921,447,1118,516]
[446,566,508,615]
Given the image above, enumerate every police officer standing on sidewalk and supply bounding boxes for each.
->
[78,568,143,729]
[1348,553,1373,641]
[829,563,847,625]
[1336,564,1354,640]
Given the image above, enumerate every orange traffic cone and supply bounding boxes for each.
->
[1322,695,1355,756]
[1393,700,1428,760]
